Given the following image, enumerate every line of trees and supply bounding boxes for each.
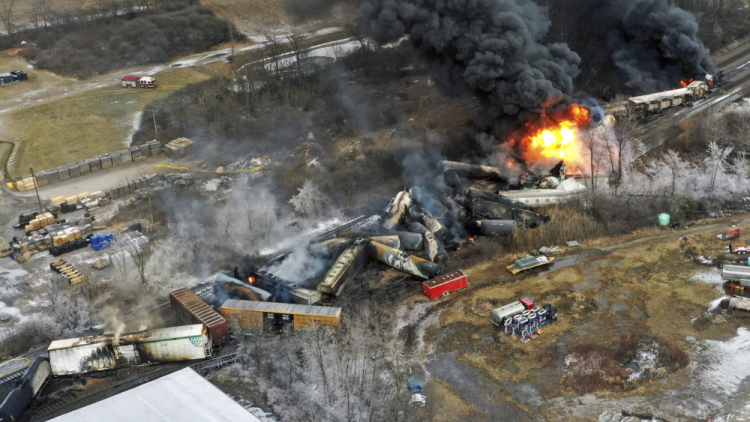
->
[0,0,242,78]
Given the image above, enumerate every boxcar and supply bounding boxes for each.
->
[221,299,341,335]
[170,288,230,345]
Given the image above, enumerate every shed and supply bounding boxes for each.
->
[121,75,140,88]
[47,368,262,422]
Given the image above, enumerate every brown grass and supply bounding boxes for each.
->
[509,205,604,253]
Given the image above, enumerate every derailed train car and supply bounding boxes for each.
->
[0,357,51,421]
[47,324,211,376]
[627,81,709,115]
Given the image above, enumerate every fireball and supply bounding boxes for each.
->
[519,104,591,165]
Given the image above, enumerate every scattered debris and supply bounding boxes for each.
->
[718,230,741,240]
[90,257,111,270]
[507,256,554,274]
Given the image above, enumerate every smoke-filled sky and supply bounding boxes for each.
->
[360,0,581,125]
[560,0,715,93]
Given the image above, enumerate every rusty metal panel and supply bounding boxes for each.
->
[169,288,229,345]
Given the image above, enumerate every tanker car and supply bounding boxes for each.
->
[0,357,51,421]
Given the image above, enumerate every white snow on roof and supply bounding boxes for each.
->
[49,368,261,422]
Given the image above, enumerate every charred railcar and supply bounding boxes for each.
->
[0,357,51,422]
[47,324,212,376]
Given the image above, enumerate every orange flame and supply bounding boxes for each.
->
[519,104,591,162]
[247,276,255,284]
[679,78,695,88]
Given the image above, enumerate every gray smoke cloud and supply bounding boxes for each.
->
[360,0,581,128]
[561,0,715,93]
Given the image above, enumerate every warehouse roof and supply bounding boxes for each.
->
[49,368,262,422]
[222,299,342,317]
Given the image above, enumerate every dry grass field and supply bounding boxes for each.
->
[5,65,212,177]
[202,0,358,35]
[418,218,746,420]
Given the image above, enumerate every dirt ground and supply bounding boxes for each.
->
[409,217,749,421]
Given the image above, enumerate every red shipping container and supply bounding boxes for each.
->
[169,288,230,345]
[422,270,468,299]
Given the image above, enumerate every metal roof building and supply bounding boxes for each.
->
[49,368,262,422]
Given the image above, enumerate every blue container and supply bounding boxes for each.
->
[658,213,671,226]
[407,379,422,394]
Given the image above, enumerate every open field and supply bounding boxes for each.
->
[202,0,357,36]
[414,219,747,421]
[5,66,212,178]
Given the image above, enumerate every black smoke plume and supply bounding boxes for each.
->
[360,0,581,130]
[557,0,715,93]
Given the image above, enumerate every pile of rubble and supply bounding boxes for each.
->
[299,160,568,296]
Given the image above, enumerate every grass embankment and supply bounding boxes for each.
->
[6,66,211,178]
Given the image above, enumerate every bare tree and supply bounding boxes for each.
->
[264,34,284,76]
[611,113,640,192]
[0,0,16,35]
[123,240,148,285]
[287,32,308,77]
[346,21,371,54]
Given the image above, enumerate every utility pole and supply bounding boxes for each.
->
[151,110,157,136]
[30,167,43,214]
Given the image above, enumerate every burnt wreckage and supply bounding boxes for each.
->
[234,160,556,300]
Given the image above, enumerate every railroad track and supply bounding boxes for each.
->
[191,351,239,373]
